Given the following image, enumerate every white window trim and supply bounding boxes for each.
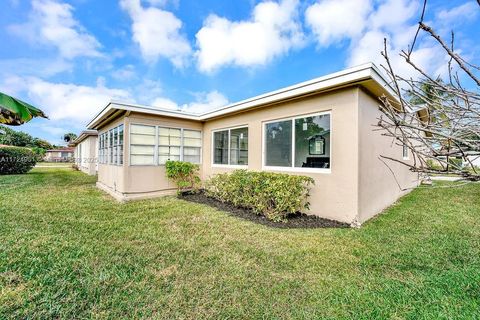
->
[211,125,249,168]
[128,123,202,166]
[261,111,332,174]
[99,125,124,166]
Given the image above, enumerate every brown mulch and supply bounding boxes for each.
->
[179,192,350,229]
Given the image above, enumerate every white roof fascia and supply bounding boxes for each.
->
[87,63,396,129]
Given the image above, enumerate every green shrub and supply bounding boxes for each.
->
[0,146,37,175]
[204,170,314,222]
[165,160,201,194]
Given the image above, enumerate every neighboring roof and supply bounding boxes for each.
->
[46,148,74,152]
[70,130,98,146]
[87,63,397,130]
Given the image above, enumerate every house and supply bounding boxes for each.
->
[44,148,74,162]
[84,63,419,225]
[71,130,98,175]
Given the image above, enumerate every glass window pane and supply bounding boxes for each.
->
[230,127,248,165]
[294,114,330,168]
[158,146,170,155]
[130,134,155,145]
[169,128,181,137]
[158,127,169,136]
[183,137,201,147]
[131,145,155,155]
[118,125,124,145]
[170,146,180,155]
[184,130,201,138]
[183,147,200,156]
[158,136,169,145]
[113,128,118,147]
[184,155,200,163]
[213,130,228,164]
[265,120,292,167]
[158,155,169,165]
[131,155,154,165]
[170,137,181,146]
[131,124,155,135]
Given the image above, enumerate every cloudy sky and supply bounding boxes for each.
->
[1,0,478,144]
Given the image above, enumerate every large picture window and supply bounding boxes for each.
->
[213,127,248,166]
[129,124,202,166]
[264,113,331,170]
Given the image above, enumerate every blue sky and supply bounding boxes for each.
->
[1,0,478,145]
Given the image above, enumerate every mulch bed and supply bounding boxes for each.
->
[179,191,350,229]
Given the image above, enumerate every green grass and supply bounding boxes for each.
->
[35,162,72,167]
[1,168,479,319]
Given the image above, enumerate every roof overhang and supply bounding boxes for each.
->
[70,130,98,146]
[87,63,398,130]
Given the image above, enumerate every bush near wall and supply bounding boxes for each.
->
[165,160,201,194]
[204,170,315,222]
[0,146,37,175]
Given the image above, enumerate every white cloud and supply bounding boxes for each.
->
[195,0,305,72]
[120,0,192,67]
[437,2,479,25]
[305,0,372,46]
[305,0,452,79]
[0,58,72,78]
[8,0,102,59]
[152,90,228,114]
[111,65,137,81]
[1,76,131,124]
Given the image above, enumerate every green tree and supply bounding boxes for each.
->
[63,133,77,143]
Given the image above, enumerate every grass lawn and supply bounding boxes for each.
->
[1,168,479,319]
[35,162,72,167]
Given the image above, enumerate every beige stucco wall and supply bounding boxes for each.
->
[95,86,419,224]
[357,89,419,224]
[202,88,360,223]
[97,117,127,196]
[122,113,203,198]
[74,136,98,175]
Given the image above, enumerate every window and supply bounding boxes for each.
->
[265,120,292,167]
[230,127,248,165]
[118,125,124,165]
[213,127,248,166]
[158,127,181,164]
[113,128,118,164]
[129,124,202,165]
[213,130,228,165]
[264,113,331,170]
[98,134,103,164]
[130,124,155,165]
[183,129,202,164]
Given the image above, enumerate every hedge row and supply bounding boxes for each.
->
[204,170,314,222]
[0,146,37,175]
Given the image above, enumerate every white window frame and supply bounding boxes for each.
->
[129,123,157,167]
[182,128,203,165]
[118,124,124,165]
[128,123,202,166]
[211,125,249,169]
[158,126,182,165]
[262,111,332,174]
